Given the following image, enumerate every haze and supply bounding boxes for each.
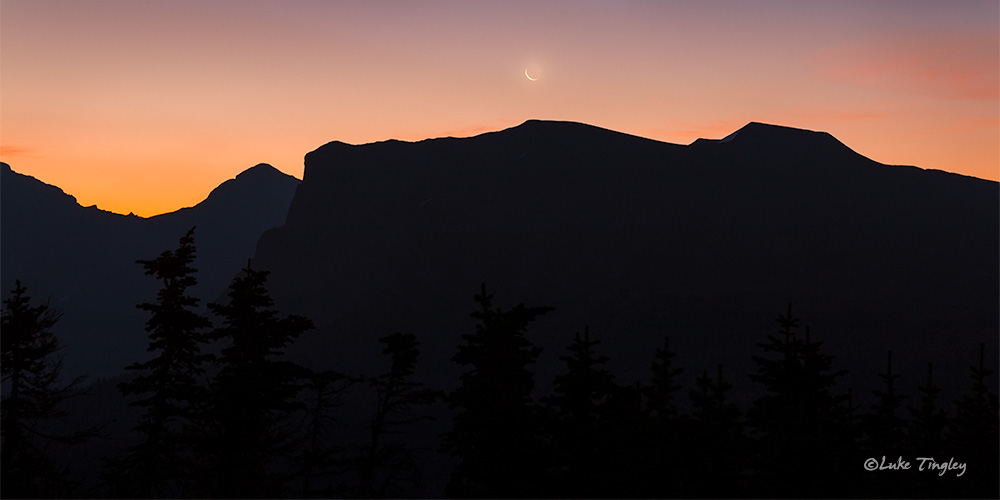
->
[1,0,997,217]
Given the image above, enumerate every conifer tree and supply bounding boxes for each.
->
[865,351,908,453]
[646,335,682,418]
[904,362,948,497]
[641,334,686,497]
[948,343,999,498]
[116,227,212,498]
[297,369,353,499]
[358,332,441,498]
[686,364,746,497]
[546,327,618,497]
[1,281,88,498]
[908,363,945,452]
[746,305,849,497]
[199,261,313,498]
[443,283,553,498]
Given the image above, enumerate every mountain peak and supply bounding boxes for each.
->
[719,122,834,143]
[690,121,869,166]
[202,164,299,205]
[234,163,296,181]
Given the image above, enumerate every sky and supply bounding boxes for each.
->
[2,0,997,217]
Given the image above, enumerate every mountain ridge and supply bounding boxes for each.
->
[302,120,994,184]
[1,162,301,378]
[251,119,997,407]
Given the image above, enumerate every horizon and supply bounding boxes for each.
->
[1,0,997,217]
[6,118,999,219]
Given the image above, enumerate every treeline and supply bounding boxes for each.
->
[2,228,998,499]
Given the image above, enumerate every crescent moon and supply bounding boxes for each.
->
[524,68,538,81]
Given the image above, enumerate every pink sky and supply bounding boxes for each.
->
[2,0,997,216]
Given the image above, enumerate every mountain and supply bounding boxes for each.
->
[1,162,301,378]
[251,120,998,400]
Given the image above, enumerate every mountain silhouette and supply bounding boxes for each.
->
[1,162,300,378]
[3,123,996,498]
[251,120,997,399]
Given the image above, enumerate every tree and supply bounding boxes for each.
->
[545,327,619,497]
[948,343,999,499]
[905,362,948,497]
[358,332,441,498]
[443,283,553,498]
[296,369,354,499]
[641,334,687,497]
[746,305,850,497]
[1,281,88,498]
[865,351,908,452]
[198,261,313,498]
[645,335,682,418]
[685,364,746,497]
[116,227,212,498]
[908,363,945,452]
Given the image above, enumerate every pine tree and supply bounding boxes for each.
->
[116,227,212,498]
[1,281,89,498]
[865,351,909,453]
[199,261,314,498]
[297,369,354,499]
[948,343,999,498]
[686,364,746,497]
[358,332,441,498]
[908,363,945,452]
[746,305,849,497]
[545,327,618,497]
[646,335,682,418]
[905,362,948,497]
[641,334,687,497]
[443,283,553,498]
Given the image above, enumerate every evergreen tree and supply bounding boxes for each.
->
[199,261,314,498]
[908,363,945,452]
[686,364,746,497]
[116,227,212,498]
[443,283,553,498]
[948,343,999,499]
[297,369,354,499]
[905,362,948,497]
[645,335,682,418]
[746,305,850,497]
[865,351,908,452]
[358,332,441,498]
[1,281,88,498]
[545,327,619,497]
[642,334,686,497]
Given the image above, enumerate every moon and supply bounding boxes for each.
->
[524,68,538,81]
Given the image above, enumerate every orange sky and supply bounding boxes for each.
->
[2,0,997,217]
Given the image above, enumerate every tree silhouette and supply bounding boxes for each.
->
[443,283,553,498]
[865,351,908,453]
[646,334,682,418]
[116,227,212,498]
[685,364,747,497]
[903,362,948,497]
[641,334,687,497]
[746,305,850,497]
[1,281,89,498]
[908,363,945,452]
[198,261,314,498]
[358,332,441,498]
[948,343,999,498]
[545,327,619,497]
[296,369,354,499]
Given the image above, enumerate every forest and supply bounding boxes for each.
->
[2,228,998,499]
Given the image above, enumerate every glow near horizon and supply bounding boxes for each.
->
[1,0,997,217]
